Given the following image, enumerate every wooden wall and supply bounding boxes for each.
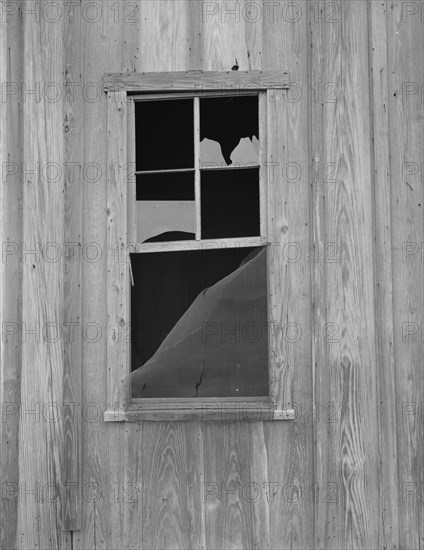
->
[0,1,423,548]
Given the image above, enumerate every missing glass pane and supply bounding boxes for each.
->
[136,172,195,242]
[136,172,194,201]
[130,247,269,398]
[200,95,259,167]
[200,168,260,239]
[135,99,194,171]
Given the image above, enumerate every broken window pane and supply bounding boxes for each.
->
[200,95,259,167]
[135,99,194,171]
[199,137,227,167]
[136,172,195,242]
[136,172,194,201]
[200,168,260,239]
[136,202,195,243]
[130,247,269,398]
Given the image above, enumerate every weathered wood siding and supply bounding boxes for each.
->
[1,1,423,548]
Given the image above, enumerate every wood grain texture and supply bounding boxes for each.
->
[187,0,203,70]
[141,422,206,549]
[104,408,295,422]
[202,0,258,72]
[263,2,314,548]
[104,70,289,92]
[0,3,23,549]
[203,422,270,550]
[368,2,398,547]
[311,2,380,548]
[106,13,140,549]
[62,0,83,530]
[73,3,135,548]
[17,2,70,548]
[266,89,293,411]
[386,2,424,549]
[106,90,129,411]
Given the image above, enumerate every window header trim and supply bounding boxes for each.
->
[103,70,289,93]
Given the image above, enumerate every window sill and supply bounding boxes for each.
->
[104,403,295,422]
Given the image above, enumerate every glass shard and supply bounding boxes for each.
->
[229,136,259,165]
[199,138,227,168]
[200,95,259,166]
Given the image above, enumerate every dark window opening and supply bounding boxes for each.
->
[130,246,269,398]
[201,168,260,239]
[135,99,194,171]
[136,172,194,201]
[200,95,259,166]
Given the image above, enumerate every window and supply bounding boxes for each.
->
[105,70,294,421]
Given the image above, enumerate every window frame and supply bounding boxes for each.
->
[104,71,295,422]
[131,90,265,247]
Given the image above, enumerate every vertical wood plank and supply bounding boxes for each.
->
[187,0,203,69]
[62,0,83,530]
[139,0,189,71]
[368,1,398,548]
[0,3,23,548]
[122,421,143,549]
[73,4,139,548]
[17,1,70,548]
[202,0,255,72]
[105,11,140,549]
[73,3,115,547]
[311,2,380,548]
[266,88,293,411]
[107,90,128,411]
[141,422,206,549]
[386,2,424,548]
[263,2,314,548]
[203,422,270,550]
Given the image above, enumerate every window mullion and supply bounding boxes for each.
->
[194,96,201,240]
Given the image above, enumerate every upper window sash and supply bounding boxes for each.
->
[129,91,267,251]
